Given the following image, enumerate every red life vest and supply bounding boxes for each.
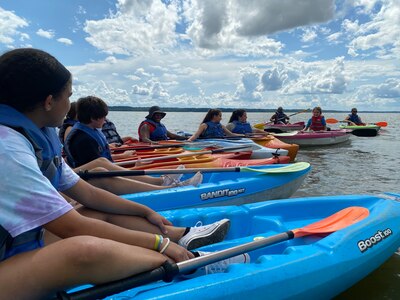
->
[310,115,325,131]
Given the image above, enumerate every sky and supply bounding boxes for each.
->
[0,0,399,111]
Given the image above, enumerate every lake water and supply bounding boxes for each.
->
[108,110,400,299]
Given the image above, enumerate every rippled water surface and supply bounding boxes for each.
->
[109,110,400,298]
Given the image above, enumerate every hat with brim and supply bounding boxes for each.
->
[146,106,166,119]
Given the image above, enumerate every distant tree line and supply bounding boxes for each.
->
[108,106,397,113]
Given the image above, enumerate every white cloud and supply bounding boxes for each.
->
[84,0,179,56]
[261,64,288,91]
[0,7,28,44]
[283,57,348,94]
[370,78,400,98]
[234,67,262,102]
[36,28,55,39]
[57,38,73,45]
[347,0,400,58]
[301,29,318,43]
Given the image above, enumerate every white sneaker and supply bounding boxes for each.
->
[197,251,250,274]
[178,219,230,250]
[174,171,203,187]
[182,251,250,278]
[162,165,185,186]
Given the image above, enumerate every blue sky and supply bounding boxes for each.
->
[1,0,399,111]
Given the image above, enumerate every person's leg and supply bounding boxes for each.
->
[76,206,230,250]
[76,157,163,185]
[0,236,166,300]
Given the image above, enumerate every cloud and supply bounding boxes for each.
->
[261,64,288,91]
[0,7,28,44]
[57,38,73,45]
[234,67,262,102]
[84,0,179,56]
[36,28,55,39]
[283,57,348,94]
[370,78,400,98]
[347,0,400,58]
[301,29,318,43]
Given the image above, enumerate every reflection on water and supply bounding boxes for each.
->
[109,111,400,298]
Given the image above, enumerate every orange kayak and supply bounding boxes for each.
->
[251,136,299,162]
[129,152,291,170]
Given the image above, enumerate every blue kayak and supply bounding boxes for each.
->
[122,163,311,211]
[95,193,400,299]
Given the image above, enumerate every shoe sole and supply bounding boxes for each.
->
[186,219,231,250]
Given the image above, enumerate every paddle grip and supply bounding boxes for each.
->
[55,261,179,300]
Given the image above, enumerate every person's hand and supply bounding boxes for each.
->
[163,241,195,262]
[145,210,173,234]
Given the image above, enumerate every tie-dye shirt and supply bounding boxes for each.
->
[0,125,77,237]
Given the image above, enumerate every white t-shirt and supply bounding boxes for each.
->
[0,125,77,237]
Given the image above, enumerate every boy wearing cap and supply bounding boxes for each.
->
[138,106,187,143]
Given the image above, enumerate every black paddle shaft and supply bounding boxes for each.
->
[55,261,179,300]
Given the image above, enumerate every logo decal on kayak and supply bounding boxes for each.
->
[200,188,245,200]
[357,228,392,253]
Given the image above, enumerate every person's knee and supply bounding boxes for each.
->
[91,167,108,172]
[64,236,113,266]
[94,157,110,167]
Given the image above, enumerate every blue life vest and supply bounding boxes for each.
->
[64,122,113,167]
[58,118,77,144]
[139,119,168,141]
[200,121,224,138]
[231,121,252,134]
[0,104,62,261]
[348,114,362,125]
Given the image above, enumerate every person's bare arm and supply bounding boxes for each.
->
[139,124,153,143]
[187,123,207,142]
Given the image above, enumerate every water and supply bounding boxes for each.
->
[108,110,400,298]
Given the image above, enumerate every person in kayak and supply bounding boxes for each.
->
[64,95,203,191]
[102,117,137,146]
[226,109,270,135]
[138,106,187,143]
[270,107,290,124]
[344,108,365,126]
[58,101,78,144]
[188,109,245,142]
[0,48,248,300]
[303,106,327,131]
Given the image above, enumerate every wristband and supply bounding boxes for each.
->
[154,234,163,251]
[159,238,170,254]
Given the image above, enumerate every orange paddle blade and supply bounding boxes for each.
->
[375,121,387,127]
[325,118,339,124]
[292,206,369,238]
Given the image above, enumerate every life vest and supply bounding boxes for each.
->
[231,121,252,134]
[0,104,62,261]
[274,112,288,124]
[348,114,363,125]
[200,121,224,138]
[102,120,123,144]
[64,122,113,167]
[58,118,77,144]
[138,119,168,141]
[310,115,325,131]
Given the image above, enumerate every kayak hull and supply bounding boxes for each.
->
[339,125,380,137]
[264,121,305,132]
[106,193,400,299]
[274,130,350,146]
[122,163,310,210]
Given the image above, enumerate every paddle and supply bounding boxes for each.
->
[114,145,253,167]
[254,108,310,129]
[78,162,310,179]
[326,118,387,127]
[56,206,369,300]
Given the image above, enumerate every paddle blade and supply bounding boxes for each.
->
[374,121,387,127]
[326,118,339,124]
[254,123,265,129]
[293,206,369,237]
[243,162,310,174]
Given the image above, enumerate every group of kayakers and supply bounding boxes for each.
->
[0,48,250,300]
[269,106,365,131]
